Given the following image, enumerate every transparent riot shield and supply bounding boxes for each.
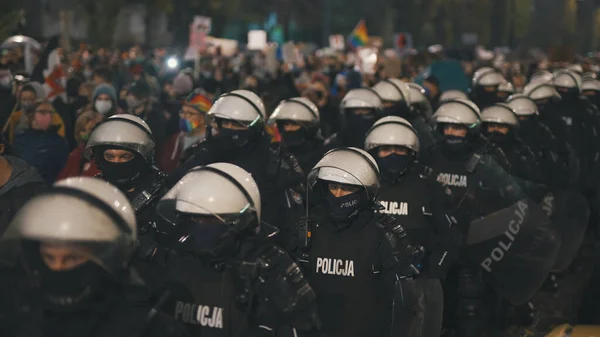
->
[460,155,562,305]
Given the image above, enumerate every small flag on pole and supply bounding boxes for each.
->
[347,20,369,48]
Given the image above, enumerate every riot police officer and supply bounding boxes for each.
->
[85,114,169,258]
[497,80,515,101]
[335,88,384,148]
[294,147,427,337]
[407,82,434,121]
[428,99,562,337]
[373,79,440,163]
[481,104,543,182]
[268,97,326,174]
[155,163,320,336]
[364,116,462,337]
[506,94,572,188]
[470,68,505,109]
[0,177,186,337]
[170,89,304,245]
[581,77,600,108]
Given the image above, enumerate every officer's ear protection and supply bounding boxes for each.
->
[188,166,259,233]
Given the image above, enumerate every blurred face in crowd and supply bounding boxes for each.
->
[93,74,108,86]
[281,121,302,132]
[103,149,135,163]
[40,243,90,272]
[20,89,37,107]
[31,102,54,131]
[180,105,206,133]
[443,124,468,138]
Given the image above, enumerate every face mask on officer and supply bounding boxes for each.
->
[345,108,376,137]
[173,215,237,258]
[279,121,309,148]
[556,86,579,101]
[27,241,114,307]
[94,147,147,191]
[485,123,511,143]
[517,115,536,130]
[474,86,500,108]
[375,145,412,179]
[323,182,365,223]
[380,101,410,119]
[213,118,255,149]
[441,124,468,152]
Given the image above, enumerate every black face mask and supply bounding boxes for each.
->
[214,127,256,150]
[442,135,469,153]
[379,103,411,119]
[518,117,537,130]
[324,189,365,223]
[174,219,235,258]
[281,127,310,148]
[486,131,511,143]
[473,89,500,109]
[345,112,376,142]
[557,89,579,102]
[376,154,412,180]
[95,150,148,191]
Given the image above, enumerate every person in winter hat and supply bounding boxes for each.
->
[92,83,118,117]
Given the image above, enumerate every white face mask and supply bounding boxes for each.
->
[95,100,113,114]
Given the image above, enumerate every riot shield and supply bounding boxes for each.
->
[390,278,443,337]
[461,155,562,305]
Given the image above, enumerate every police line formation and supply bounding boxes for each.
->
[2,65,600,337]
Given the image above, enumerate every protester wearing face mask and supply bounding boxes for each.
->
[92,83,118,117]
[12,101,68,185]
[3,81,65,146]
[158,90,212,173]
[56,109,103,180]
[126,79,166,150]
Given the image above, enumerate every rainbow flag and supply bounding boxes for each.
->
[347,20,369,48]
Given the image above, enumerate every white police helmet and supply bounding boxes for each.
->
[372,78,411,104]
[208,89,266,126]
[407,83,433,119]
[308,147,380,201]
[582,79,600,92]
[553,69,581,91]
[5,177,137,273]
[268,97,320,128]
[340,88,384,111]
[431,98,481,127]
[506,94,539,117]
[159,162,261,222]
[481,104,519,127]
[440,90,468,102]
[526,83,562,101]
[84,114,155,163]
[364,116,420,154]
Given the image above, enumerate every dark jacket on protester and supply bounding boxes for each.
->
[0,155,46,235]
[13,127,68,185]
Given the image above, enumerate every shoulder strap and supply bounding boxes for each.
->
[130,169,169,213]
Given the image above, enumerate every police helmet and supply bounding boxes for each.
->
[474,69,505,87]
[440,90,468,102]
[84,114,155,163]
[7,177,137,274]
[529,70,554,86]
[407,83,433,119]
[308,147,380,202]
[364,116,420,154]
[526,83,562,101]
[340,88,383,112]
[498,81,515,94]
[432,98,481,129]
[269,97,320,130]
[553,69,581,91]
[208,89,266,127]
[506,94,539,117]
[582,78,600,93]
[371,78,411,105]
[481,104,519,127]
[472,67,496,85]
[567,64,584,75]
